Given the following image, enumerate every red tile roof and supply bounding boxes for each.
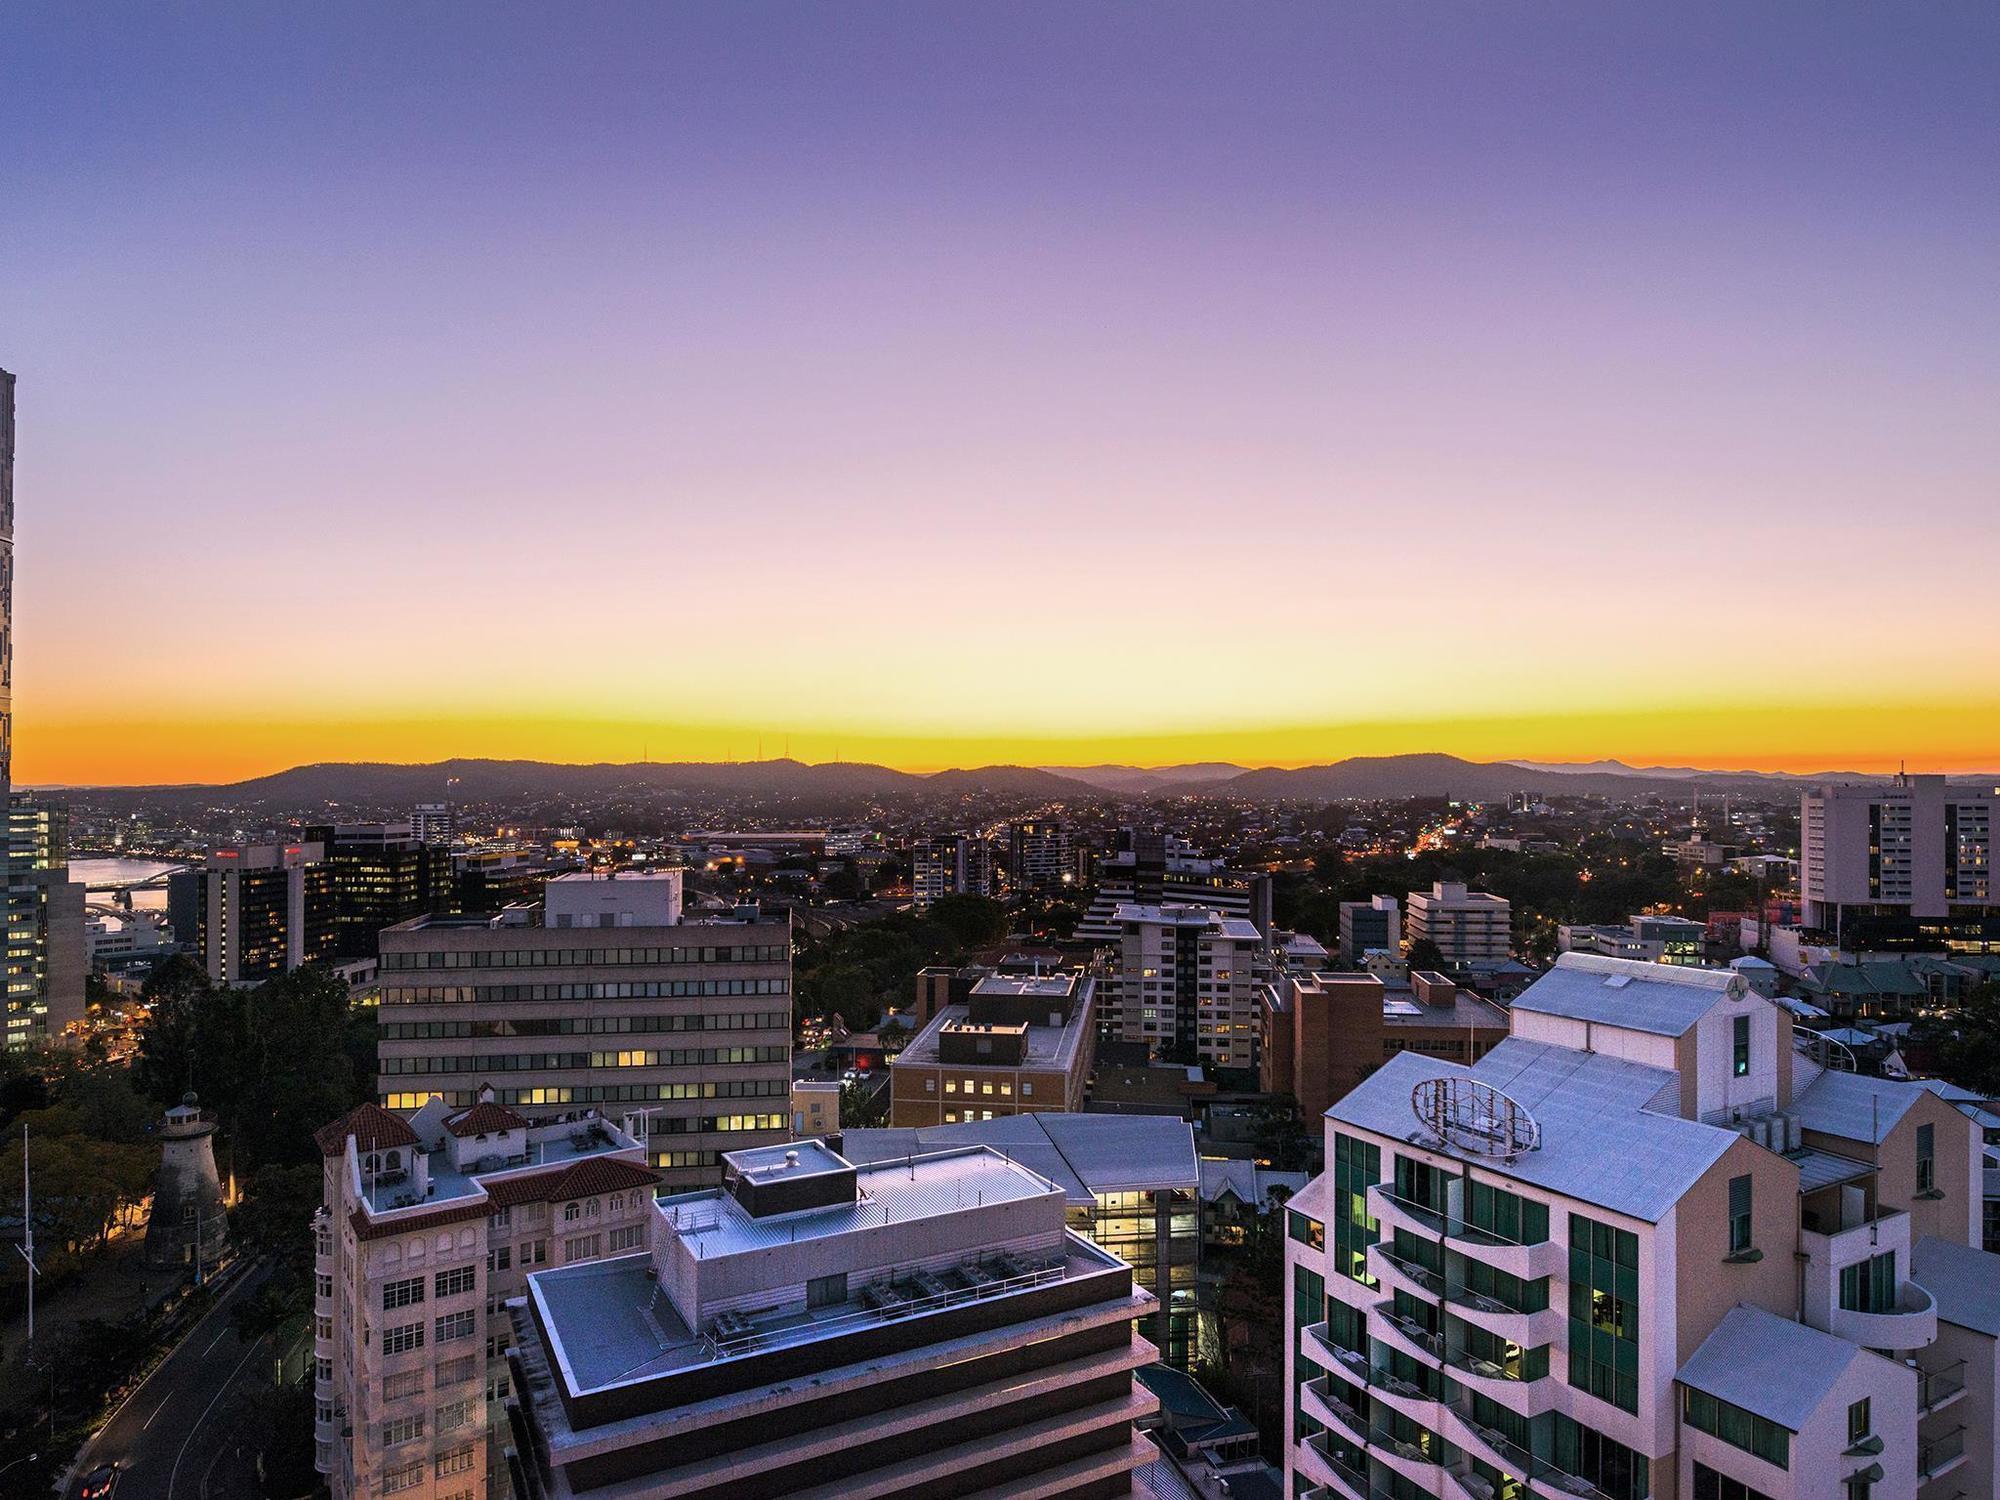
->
[349,1200,490,1242]
[482,1155,659,1208]
[444,1100,531,1138]
[315,1102,421,1158]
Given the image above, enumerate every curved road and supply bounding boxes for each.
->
[72,1260,276,1500]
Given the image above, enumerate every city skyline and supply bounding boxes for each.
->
[5,2,1997,785]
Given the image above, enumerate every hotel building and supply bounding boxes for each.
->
[195,838,336,984]
[312,1094,658,1500]
[1283,951,1999,1500]
[376,870,791,1191]
[504,1139,1161,1499]
[1073,830,1273,943]
[1802,777,1998,952]
[911,832,993,908]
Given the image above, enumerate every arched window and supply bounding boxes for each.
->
[563,1202,581,1222]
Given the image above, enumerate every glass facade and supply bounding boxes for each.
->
[1567,1213,1640,1413]
[1684,1387,1790,1469]
[1332,1132,1381,1287]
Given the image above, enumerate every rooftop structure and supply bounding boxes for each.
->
[888,967,1098,1126]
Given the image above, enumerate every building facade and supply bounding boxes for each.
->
[0,370,13,1009]
[196,839,336,985]
[6,791,85,1046]
[1803,777,1999,951]
[1283,951,1997,1500]
[1558,913,1708,966]
[311,822,458,960]
[375,872,792,1191]
[1340,896,1402,964]
[911,832,993,908]
[1008,820,1081,892]
[1101,903,1267,1067]
[312,1095,658,1500]
[888,970,1097,1125]
[1405,881,1513,965]
[1074,830,1272,942]
[505,1139,1161,1499]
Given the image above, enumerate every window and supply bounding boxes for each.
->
[1727,1175,1753,1255]
[434,1310,476,1344]
[1550,1412,1650,1500]
[1568,1213,1640,1414]
[1917,1122,1936,1194]
[608,1224,644,1252]
[436,1397,475,1433]
[1684,1388,1790,1469]
[1330,1133,1381,1287]
[435,1266,476,1298]
[315,1273,333,1299]
[521,1239,548,1266]
[1839,1251,1896,1314]
[807,1272,849,1309]
[383,1370,424,1401]
[382,1415,425,1447]
[382,1461,425,1494]
[1691,1463,1775,1500]
[1287,1209,1325,1251]
[563,1202,582,1222]
[1732,1015,1751,1077]
[435,1448,475,1478]
[1022,1082,1034,1097]
[1464,1180,1550,1245]
[382,1321,425,1356]
[1847,1397,1871,1447]
[382,1275,426,1310]
[487,1245,511,1273]
[564,1234,601,1260]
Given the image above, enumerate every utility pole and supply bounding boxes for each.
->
[17,1122,38,1348]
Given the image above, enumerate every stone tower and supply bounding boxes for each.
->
[144,1092,229,1272]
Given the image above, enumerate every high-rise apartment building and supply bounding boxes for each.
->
[1405,881,1513,965]
[375,871,791,1191]
[310,822,458,960]
[1284,950,1997,1500]
[196,839,336,984]
[504,1139,1161,1499]
[6,792,86,1045]
[411,803,454,847]
[1340,896,1402,963]
[1074,830,1272,941]
[1008,819,1080,891]
[1803,777,1999,951]
[911,832,992,908]
[312,1094,657,1500]
[1102,903,1267,1067]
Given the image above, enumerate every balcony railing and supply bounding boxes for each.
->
[1919,1426,1965,1480]
[1378,1247,1446,1296]
[1377,1302,1445,1358]
[1445,1399,1611,1500]
[1368,1425,1441,1467]
[1918,1357,1967,1413]
[1305,1377,1371,1442]
[1445,1346,1537,1383]
[1374,1186,1450,1232]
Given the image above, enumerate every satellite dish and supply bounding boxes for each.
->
[1410,1077,1541,1159]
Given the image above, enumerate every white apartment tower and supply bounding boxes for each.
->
[1104,902,1267,1067]
[1406,881,1513,965]
[911,833,992,908]
[1802,777,1998,950]
[1284,951,1998,1500]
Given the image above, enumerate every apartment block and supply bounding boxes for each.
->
[911,833,992,908]
[312,1094,658,1500]
[1341,896,1402,964]
[1283,951,1997,1500]
[503,1139,1159,1499]
[888,970,1097,1125]
[6,791,85,1046]
[196,838,335,984]
[1074,829,1272,942]
[1008,819,1081,891]
[1405,882,1513,965]
[375,871,792,1190]
[1102,903,1267,1067]
[1803,777,1999,951]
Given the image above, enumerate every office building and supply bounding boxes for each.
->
[1558,913,1709,966]
[311,822,458,960]
[1101,903,1267,1067]
[1803,776,1999,950]
[888,969,1097,1125]
[411,803,454,847]
[1075,830,1273,941]
[505,1139,1161,1498]
[1008,819,1081,891]
[1260,968,1506,1121]
[6,792,86,1045]
[375,871,792,1191]
[196,839,336,985]
[911,832,992,908]
[1340,896,1402,964]
[1284,950,1997,1500]
[1405,881,1513,965]
[844,1111,1201,1366]
[312,1093,657,1500]
[454,849,556,914]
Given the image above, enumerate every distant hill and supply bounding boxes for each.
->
[1042,763,1247,795]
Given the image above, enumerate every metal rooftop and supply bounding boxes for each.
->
[840,1114,1199,1203]
[1912,1236,2000,1337]
[1792,1068,1927,1145]
[1677,1305,1871,1432]
[1510,952,1745,1037]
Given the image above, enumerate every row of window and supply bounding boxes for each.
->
[380,1265,477,1311]
[382,943,788,970]
[380,1045,787,1074]
[382,978,791,1005]
[380,1007,791,1039]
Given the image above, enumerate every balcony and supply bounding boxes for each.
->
[1444,1283,1562,1348]
[1303,1376,1371,1444]
[1828,1282,1937,1351]
[1445,1219,1563,1281]
[1919,1426,1966,1482]
[1375,1301,1445,1364]
[1303,1321,1370,1384]
[1917,1357,1968,1416]
[1445,1461,1517,1500]
[1441,1400,1536,1479]
[1367,1183,1448,1237]
[1443,1347,1557,1416]
[1303,1433,1373,1500]
[1368,1242,1445,1301]
[1368,1424,1442,1488]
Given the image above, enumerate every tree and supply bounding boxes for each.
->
[924,895,1008,948]
[1405,937,1446,971]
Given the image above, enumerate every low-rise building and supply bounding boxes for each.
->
[1558,912,1708,966]
[1340,897,1401,965]
[790,1078,839,1139]
[888,970,1097,1125]
[1405,881,1512,965]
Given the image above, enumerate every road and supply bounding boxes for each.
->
[72,1261,276,1500]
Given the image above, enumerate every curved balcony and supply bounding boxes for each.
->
[1828,1283,1937,1351]
[1440,1400,1536,1480]
[1445,1220,1562,1282]
[1369,1242,1446,1304]
[1303,1376,1371,1444]
[1374,1302,1445,1366]
[1445,1461,1510,1500]
[1304,1321,1371,1384]
[1366,1183,1448,1240]
[1302,1432,1371,1500]
[1443,1348,1557,1416]
[1368,1425,1442,1488]
[1368,1367,1443,1424]
[1444,1284,1562,1349]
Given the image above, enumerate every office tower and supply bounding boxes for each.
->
[1102,903,1267,1067]
[196,839,336,984]
[1008,819,1079,891]
[1339,895,1402,963]
[843,1111,1202,1367]
[454,848,554,914]
[0,371,15,1019]
[1803,776,1999,950]
[1404,880,1513,964]
[1284,950,1996,1500]
[312,1094,656,1500]
[505,1140,1160,1499]
[888,969,1098,1124]
[911,832,992,908]
[310,822,458,960]
[5,791,86,1045]
[1074,829,1273,940]
[411,803,454,847]
[375,870,792,1191]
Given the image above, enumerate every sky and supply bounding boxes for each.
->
[3,3,1997,784]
